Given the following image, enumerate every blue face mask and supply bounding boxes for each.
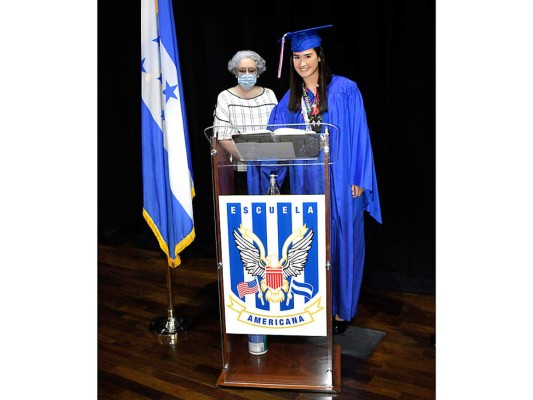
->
[237,73,257,91]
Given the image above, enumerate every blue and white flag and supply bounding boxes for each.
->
[141,0,194,267]
[290,280,314,302]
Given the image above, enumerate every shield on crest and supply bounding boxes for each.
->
[265,265,283,290]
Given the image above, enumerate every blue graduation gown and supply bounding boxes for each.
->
[267,75,382,321]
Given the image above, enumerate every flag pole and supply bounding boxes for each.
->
[142,0,194,345]
[148,265,191,345]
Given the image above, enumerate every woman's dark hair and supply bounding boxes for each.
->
[288,47,332,113]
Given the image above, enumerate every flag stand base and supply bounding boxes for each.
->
[149,309,192,346]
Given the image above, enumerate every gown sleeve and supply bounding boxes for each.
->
[327,79,382,224]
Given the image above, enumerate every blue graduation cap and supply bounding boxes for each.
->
[277,24,333,78]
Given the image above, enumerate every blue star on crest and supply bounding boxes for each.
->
[141,58,146,73]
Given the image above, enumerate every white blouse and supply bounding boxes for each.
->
[213,88,278,140]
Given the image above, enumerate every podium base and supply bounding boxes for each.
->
[217,335,341,392]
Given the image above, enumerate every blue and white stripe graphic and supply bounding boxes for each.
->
[226,197,320,312]
[141,0,194,267]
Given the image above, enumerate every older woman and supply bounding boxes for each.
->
[213,50,285,194]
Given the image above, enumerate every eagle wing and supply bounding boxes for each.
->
[232,229,266,278]
[283,229,314,279]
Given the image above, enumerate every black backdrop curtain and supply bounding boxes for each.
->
[98,0,435,294]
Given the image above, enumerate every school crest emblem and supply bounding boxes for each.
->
[233,225,314,304]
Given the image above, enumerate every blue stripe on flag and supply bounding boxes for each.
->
[141,0,194,267]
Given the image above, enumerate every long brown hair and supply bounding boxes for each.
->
[287,47,332,113]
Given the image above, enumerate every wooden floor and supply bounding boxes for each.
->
[98,243,435,399]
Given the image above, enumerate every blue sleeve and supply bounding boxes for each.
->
[327,78,382,223]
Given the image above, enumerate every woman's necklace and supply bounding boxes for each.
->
[301,84,322,132]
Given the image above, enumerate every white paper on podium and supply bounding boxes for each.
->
[271,127,315,136]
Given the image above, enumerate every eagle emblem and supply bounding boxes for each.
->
[232,224,314,304]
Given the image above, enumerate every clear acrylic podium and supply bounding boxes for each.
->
[205,123,341,393]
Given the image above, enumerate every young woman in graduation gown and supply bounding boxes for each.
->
[266,25,382,333]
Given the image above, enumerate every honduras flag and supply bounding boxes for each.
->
[290,280,314,301]
[141,0,195,267]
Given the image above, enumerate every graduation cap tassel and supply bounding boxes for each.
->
[277,35,286,78]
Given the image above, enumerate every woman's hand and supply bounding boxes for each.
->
[351,184,364,198]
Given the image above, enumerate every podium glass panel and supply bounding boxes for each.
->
[205,123,341,392]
